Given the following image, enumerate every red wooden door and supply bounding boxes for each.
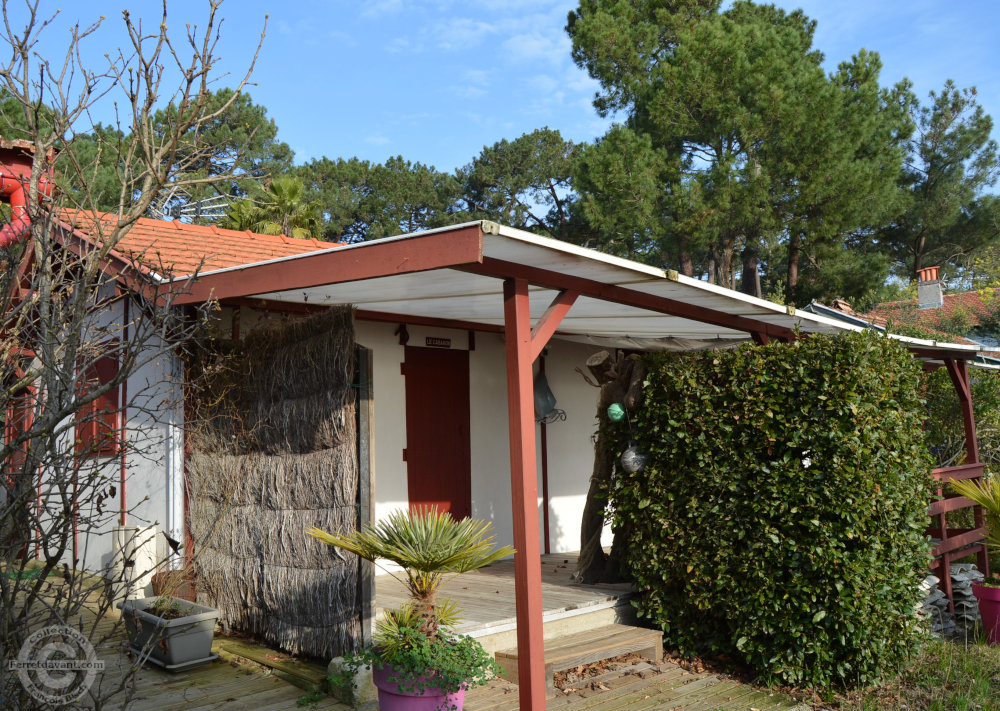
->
[403,346,471,519]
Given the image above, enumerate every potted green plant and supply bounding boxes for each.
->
[308,508,514,711]
[949,475,1000,643]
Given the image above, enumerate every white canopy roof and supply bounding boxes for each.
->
[175,220,985,360]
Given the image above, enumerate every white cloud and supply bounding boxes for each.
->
[273,18,355,48]
[385,36,417,53]
[451,84,489,99]
[500,32,568,66]
[432,18,499,50]
[527,74,558,93]
[563,66,599,94]
[463,69,491,85]
[327,29,358,47]
[449,68,492,98]
[365,134,391,146]
[361,0,404,19]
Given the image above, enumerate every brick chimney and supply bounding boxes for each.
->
[917,266,943,310]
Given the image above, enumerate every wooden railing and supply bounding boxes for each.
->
[927,463,990,611]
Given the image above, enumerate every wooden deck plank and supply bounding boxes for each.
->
[181,684,312,711]
[733,689,804,711]
[123,674,282,708]
[128,675,291,710]
[548,671,704,711]
[565,681,676,711]
[668,680,755,710]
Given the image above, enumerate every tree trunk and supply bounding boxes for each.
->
[574,351,645,584]
[740,239,761,298]
[677,236,695,277]
[786,232,800,305]
[913,239,924,277]
[711,244,731,288]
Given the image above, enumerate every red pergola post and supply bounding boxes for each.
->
[503,277,547,711]
[945,358,990,578]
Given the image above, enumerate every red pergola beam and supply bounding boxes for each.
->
[909,346,980,361]
[460,258,797,340]
[172,226,485,305]
[945,358,979,463]
[356,309,506,334]
[530,290,579,361]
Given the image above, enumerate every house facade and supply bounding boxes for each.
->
[8,199,994,711]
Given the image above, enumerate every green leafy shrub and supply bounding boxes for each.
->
[609,331,934,688]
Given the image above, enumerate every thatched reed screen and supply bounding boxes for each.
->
[187,306,361,658]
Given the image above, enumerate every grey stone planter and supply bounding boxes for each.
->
[119,596,219,671]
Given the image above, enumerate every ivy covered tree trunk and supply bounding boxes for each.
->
[574,350,645,584]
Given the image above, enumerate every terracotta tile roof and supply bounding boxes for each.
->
[815,299,983,347]
[869,291,995,332]
[55,209,337,278]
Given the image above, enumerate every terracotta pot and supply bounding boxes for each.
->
[972,582,1000,645]
[371,664,466,711]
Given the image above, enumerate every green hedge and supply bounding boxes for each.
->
[610,332,933,687]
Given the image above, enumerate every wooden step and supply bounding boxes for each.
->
[494,624,662,696]
[214,639,328,693]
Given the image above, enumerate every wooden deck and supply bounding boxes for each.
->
[69,606,346,711]
[375,552,633,634]
[105,657,345,711]
[102,652,807,711]
[103,646,807,711]
[12,568,805,711]
[465,667,810,711]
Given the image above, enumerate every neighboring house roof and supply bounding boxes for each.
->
[55,209,334,278]
[804,299,891,330]
[804,298,1000,367]
[869,291,995,332]
[806,298,982,346]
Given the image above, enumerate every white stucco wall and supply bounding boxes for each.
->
[64,305,609,582]
[355,319,608,554]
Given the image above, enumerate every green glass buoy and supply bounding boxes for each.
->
[607,403,625,422]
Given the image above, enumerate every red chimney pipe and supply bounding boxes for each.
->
[0,140,54,248]
[917,266,940,283]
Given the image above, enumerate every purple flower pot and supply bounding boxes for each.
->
[972,582,1000,645]
[371,664,466,711]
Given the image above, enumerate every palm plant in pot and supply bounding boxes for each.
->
[949,475,1000,643]
[308,508,514,711]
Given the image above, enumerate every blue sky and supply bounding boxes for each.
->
[9,1,1000,173]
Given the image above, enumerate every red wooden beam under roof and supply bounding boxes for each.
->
[171,225,485,305]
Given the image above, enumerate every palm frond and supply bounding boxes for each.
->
[949,475,1000,552]
[307,508,514,602]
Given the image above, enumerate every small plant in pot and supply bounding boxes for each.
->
[118,569,220,671]
[949,474,1000,644]
[308,508,514,711]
